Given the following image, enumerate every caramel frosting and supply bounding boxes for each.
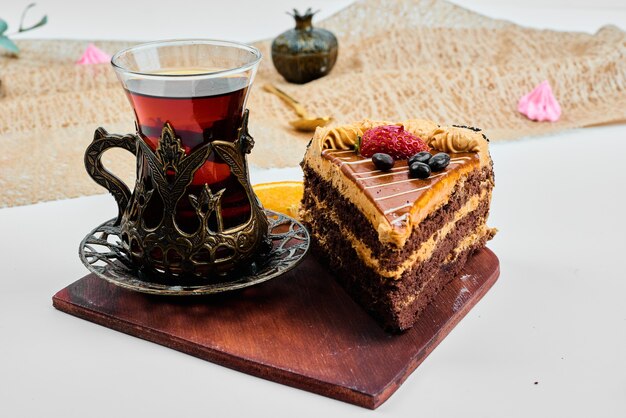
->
[319,149,481,245]
[316,119,393,151]
[302,119,493,247]
[310,119,490,163]
[319,124,364,151]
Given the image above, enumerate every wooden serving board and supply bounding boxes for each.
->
[52,248,499,409]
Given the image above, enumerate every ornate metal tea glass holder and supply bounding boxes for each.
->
[84,110,288,281]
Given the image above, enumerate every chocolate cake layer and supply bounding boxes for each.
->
[303,197,492,331]
[394,238,490,329]
[302,165,493,267]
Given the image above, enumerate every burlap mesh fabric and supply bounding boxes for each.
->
[1,0,625,207]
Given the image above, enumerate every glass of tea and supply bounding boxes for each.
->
[85,39,269,277]
[113,39,261,230]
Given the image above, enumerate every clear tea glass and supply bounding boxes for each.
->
[112,39,261,231]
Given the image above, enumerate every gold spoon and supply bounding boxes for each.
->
[263,84,332,132]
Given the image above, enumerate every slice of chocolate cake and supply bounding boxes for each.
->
[300,119,496,332]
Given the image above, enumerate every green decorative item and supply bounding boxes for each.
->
[271,8,338,84]
[0,3,48,56]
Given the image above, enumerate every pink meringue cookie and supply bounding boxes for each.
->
[76,44,111,65]
[518,80,562,122]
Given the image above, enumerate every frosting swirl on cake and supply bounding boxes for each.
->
[318,119,394,151]
[428,126,488,155]
[312,119,489,157]
[320,125,364,150]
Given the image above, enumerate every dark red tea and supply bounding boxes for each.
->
[124,76,251,232]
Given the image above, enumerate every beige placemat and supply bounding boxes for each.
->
[1,0,625,207]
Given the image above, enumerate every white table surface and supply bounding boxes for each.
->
[1,1,625,417]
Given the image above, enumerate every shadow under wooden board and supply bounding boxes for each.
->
[52,247,500,409]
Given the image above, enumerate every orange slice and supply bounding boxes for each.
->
[252,181,304,219]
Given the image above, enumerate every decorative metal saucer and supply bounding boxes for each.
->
[79,210,310,295]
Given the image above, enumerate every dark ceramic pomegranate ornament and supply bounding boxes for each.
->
[271,8,338,84]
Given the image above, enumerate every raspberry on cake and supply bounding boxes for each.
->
[300,119,496,332]
[359,125,430,159]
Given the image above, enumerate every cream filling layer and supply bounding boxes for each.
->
[445,224,496,263]
[302,188,491,280]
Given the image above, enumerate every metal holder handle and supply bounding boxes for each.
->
[84,128,138,225]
